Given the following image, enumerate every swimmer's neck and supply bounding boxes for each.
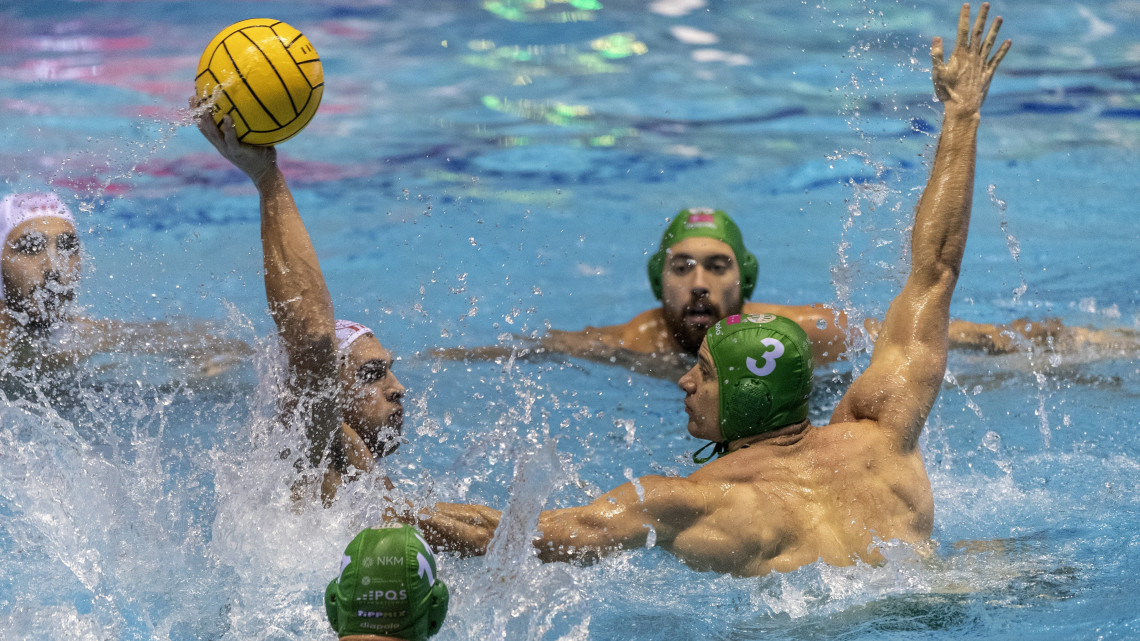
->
[726,419,812,453]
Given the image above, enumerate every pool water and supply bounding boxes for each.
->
[2,0,1139,639]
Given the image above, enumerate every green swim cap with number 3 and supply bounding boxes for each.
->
[705,314,813,442]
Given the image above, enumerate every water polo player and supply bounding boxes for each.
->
[325,524,449,641]
[441,201,1131,380]
[194,100,405,502]
[408,3,1009,576]
[0,191,250,374]
[0,192,81,340]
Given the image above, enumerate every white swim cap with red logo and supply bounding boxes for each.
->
[334,319,374,351]
[0,192,77,302]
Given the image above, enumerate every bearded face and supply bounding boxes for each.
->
[2,218,81,328]
[338,333,406,457]
[659,237,743,354]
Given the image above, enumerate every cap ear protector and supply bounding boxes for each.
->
[648,208,758,301]
[720,377,773,439]
[324,579,340,631]
[425,579,450,636]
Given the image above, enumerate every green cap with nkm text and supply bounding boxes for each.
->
[706,313,813,443]
[647,208,758,301]
[325,524,449,641]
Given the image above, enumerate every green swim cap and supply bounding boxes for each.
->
[706,313,812,443]
[325,524,449,641]
[647,208,758,301]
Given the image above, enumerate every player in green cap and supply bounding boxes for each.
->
[406,4,1016,576]
[325,524,449,641]
[436,171,1137,378]
[434,199,1129,379]
[441,198,1135,379]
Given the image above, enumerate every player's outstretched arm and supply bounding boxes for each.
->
[414,475,705,562]
[195,103,339,468]
[430,319,693,380]
[831,3,1010,451]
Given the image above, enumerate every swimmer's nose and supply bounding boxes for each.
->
[386,375,406,402]
[677,367,696,393]
[685,265,714,297]
[43,267,70,288]
[690,265,711,293]
[45,246,76,276]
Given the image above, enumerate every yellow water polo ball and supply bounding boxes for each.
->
[195,19,324,146]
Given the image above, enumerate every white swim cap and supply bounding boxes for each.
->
[0,192,78,302]
[335,319,374,351]
[0,193,76,247]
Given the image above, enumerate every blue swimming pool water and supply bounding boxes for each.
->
[2,0,1138,639]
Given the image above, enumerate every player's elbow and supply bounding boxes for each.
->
[910,260,960,295]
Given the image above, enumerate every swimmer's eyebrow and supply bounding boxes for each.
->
[669,251,734,262]
[698,353,715,376]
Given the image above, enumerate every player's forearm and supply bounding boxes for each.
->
[910,111,979,282]
[533,483,674,563]
[532,524,639,564]
[256,167,336,351]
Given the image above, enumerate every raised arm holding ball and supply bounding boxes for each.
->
[193,20,407,502]
[194,102,404,503]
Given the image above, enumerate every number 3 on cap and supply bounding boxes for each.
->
[746,338,784,377]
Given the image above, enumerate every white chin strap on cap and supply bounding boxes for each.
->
[334,319,374,351]
[0,192,77,303]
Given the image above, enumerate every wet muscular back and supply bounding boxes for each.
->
[672,423,933,576]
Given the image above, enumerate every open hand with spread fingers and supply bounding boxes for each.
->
[932,2,1011,115]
